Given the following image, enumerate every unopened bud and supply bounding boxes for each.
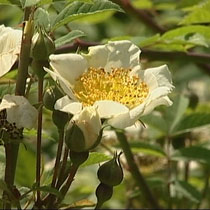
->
[65,106,102,152]
[32,30,55,61]
[70,150,89,166]
[97,152,123,186]
[43,86,63,111]
[95,183,113,208]
[52,110,69,130]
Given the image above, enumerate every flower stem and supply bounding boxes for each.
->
[56,147,69,189]
[35,78,43,208]
[57,164,79,204]
[52,129,65,187]
[3,8,33,209]
[45,129,64,207]
[116,130,160,209]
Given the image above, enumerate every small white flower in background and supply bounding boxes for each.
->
[70,106,101,150]
[0,94,37,129]
[0,25,22,77]
[45,40,174,129]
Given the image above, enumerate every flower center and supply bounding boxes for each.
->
[73,67,149,109]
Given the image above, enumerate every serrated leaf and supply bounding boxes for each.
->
[52,0,123,30]
[81,152,112,168]
[173,113,210,135]
[55,30,85,48]
[118,141,166,157]
[34,8,51,31]
[175,180,202,203]
[172,146,210,165]
[180,0,210,25]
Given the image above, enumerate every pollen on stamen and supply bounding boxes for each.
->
[73,67,149,109]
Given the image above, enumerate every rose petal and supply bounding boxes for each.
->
[140,65,173,91]
[0,25,22,77]
[55,96,82,115]
[142,96,172,116]
[44,67,77,101]
[49,53,87,86]
[84,40,141,72]
[94,100,129,118]
[0,94,37,129]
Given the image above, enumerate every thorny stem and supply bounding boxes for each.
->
[35,78,43,208]
[116,130,160,209]
[3,7,33,210]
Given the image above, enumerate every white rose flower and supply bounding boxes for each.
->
[45,40,174,129]
[0,25,22,77]
[0,94,37,129]
[66,106,101,151]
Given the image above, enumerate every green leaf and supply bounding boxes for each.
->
[0,0,21,6]
[55,30,85,48]
[172,146,210,165]
[132,0,153,9]
[52,0,123,30]
[138,34,160,48]
[16,144,36,187]
[67,0,93,3]
[180,0,210,25]
[141,112,168,134]
[33,185,62,198]
[173,113,210,134]
[81,152,112,168]
[164,95,189,134]
[128,142,166,157]
[34,8,51,31]
[162,25,210,40]
[19,0,41,7]
[175,180,202,203]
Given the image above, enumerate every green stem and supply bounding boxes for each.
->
[45,129,64,207]
[56,164,79,205]
[35,78,43,208]
[55,147,69,189]
[3,8,33,209]
[116,130,160,209]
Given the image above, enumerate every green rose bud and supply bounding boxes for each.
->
[43,86,63,111]
[97,152,123,186]
[52,110,69,130]
[31,30,55,61]
[65,106,102,152]
[95,183,113,208]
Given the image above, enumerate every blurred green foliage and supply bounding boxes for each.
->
[1,0,210,209]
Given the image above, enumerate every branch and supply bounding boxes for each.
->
[112,0,166,33]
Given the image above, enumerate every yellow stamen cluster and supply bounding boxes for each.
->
[73,67,149,109]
